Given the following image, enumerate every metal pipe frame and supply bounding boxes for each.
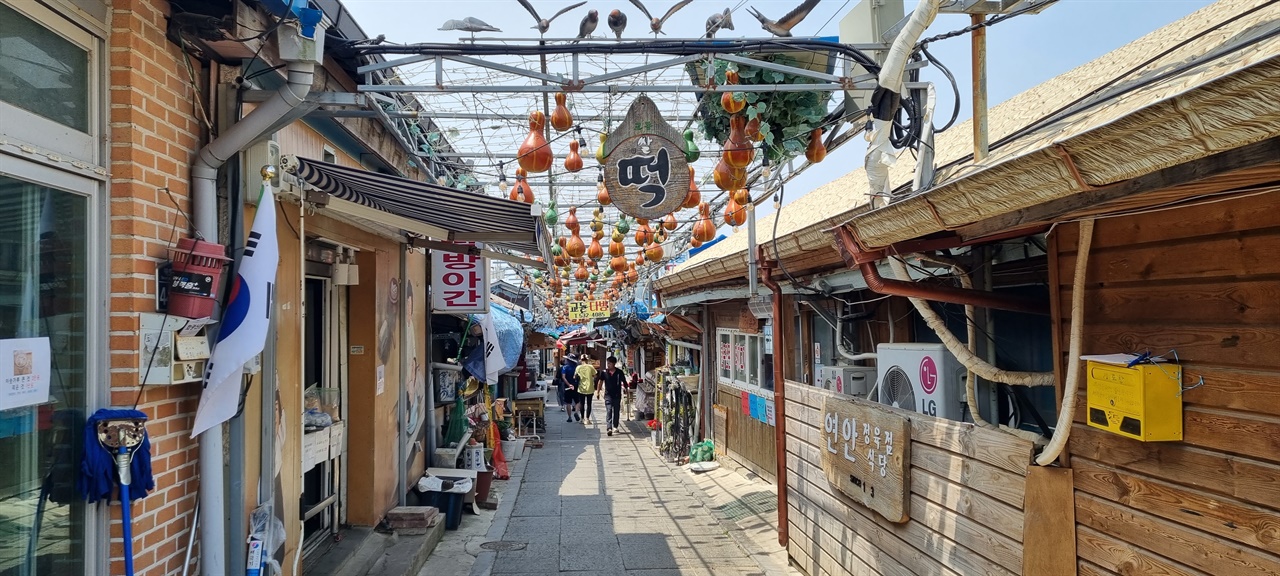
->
[358,82,914,94]
[757,247,788,548]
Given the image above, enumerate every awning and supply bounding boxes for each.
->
[287,156,549,261]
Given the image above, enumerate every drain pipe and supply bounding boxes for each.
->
[834,227,1047,316]
[758,246,787,548]
[191,44,317,576]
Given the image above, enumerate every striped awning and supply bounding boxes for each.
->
[290,157,546,255]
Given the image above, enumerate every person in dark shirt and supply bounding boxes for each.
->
[595,356,627,436]
[560,354,581,422]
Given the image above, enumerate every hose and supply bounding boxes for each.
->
[920,254,987,428]
[1036,219,1094,466]
[887,256,1054,387]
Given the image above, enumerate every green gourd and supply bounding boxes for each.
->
[683,129,701,163]
[543,200,558,226]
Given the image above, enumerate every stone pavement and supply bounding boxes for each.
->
[465,397,790,576]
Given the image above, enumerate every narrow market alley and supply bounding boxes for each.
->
[461,398,796,576]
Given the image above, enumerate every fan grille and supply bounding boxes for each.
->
[881,366,915,410]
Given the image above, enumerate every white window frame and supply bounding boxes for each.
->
[715,328,766,390]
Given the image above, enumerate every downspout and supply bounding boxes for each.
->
[758,247,787,548]
[191,43,317,576]
[834,226,1046,316]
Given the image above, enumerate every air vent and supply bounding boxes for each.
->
[881,366,915,410]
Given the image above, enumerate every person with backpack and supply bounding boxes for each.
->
[560,354,581,422]
[596,356,627,436]
[574,357,597,425]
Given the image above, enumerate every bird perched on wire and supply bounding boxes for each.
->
[704,7,734,38]
[747,0,820,37]
[629,0,694,35]
[574,10,599,42]
[608,9,628,39]
[438,17,502,35]
[518,0,589,35]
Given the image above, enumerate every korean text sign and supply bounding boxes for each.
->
[819,395,911,523]
[431,246,489,313]
[568,300,611,321]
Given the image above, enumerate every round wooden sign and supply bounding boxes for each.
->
[602,96,690,220]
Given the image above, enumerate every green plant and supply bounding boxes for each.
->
[690,55,833,164]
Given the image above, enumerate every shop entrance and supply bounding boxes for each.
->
[301,244,352,557]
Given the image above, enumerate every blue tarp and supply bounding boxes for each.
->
[688,234,727,258]
[647,314,666,325]
[472,304,525,372]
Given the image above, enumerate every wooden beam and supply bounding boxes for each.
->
[1021,466,1076,576]
[958,137,1280,239]
[410,238,545,269]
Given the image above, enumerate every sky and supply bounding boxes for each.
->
[337,0,1216,228]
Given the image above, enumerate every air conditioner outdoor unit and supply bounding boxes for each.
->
[817,365,876,396]
[873,343,966,421]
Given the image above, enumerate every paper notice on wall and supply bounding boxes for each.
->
[377,365,386,395]
[0,338,51,411]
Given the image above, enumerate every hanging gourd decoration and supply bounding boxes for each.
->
[683,129,701,162]
[655,228,667,244]
[608,236,625,256]
[615,215,631,235]
[566,228,585,259]
[590,209,605,233]
[565,206,580,233]
[595,133,607,164]
[627,266,639,284]
[635,221,651,245]
[518,111,553,173]
[693,202,717,242]
[732,187,750,205]
[722,115,753,169]
[545,298,555,307]
[564,140,584,173]
[746,117,764,142]
[513,168,535,203]
[635,249,646,267]
[806,127,827,163]
[720,70,745,114]
[724,196,747,227]
[712,159,732,192]
[683,166,701,209]
[589,282,598,292]
[661,213,677,231]
[574,260,589,281]
[551,93,573,132]
[610,255,628,273]
[645,241,664,262]
[587,235,604,260]
[690,238,703,248]
[596,173,611,205]
[543,200,558,226]
[611,229,625,244]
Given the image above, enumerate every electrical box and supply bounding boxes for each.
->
[840,0,906,113]
[242,139,280,204]
[817,365,876,396]
[1086,359,1182,442]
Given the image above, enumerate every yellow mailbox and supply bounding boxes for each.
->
[1085,359,1182,442]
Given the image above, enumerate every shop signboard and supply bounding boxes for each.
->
[432,244,489,313]
[820,396,911,523]
[567,299,611,321]
[601,96,690,220]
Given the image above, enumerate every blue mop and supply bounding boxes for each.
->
[79,409,153,576]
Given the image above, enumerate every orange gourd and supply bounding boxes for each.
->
[806,127,827,163]
[635,250,645,266]
[661,213,677,231]
[597,182,611,205]
[518,111,553,173]
[608,238,625,257]
[721,70,745,114]
[693,202,717,242]
[722,115,753,169]
[690,238,702,248]
[732,188,750,205]
[724,197,747,227]
[746,117,763,142]
[627,267,638,284]
[635,222,651,245]
[645,242,664,262]
[683,166,701,208]
[610,255,628,273]
[550,93,573,132]
[566,231,585,259]
[565,206,580,233]
[587,236,604,260]
[564,140,584,172]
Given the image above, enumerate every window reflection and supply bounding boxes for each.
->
[0,3,89,131]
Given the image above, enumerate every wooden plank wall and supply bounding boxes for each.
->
[717,383,777,482]
[785,381,1036,576]
[1052,192,1280,576]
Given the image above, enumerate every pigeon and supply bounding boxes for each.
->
[575,10,598,42]
[628,0,694,35]
[608,9,628,39]
[705,7,733,38]
[747,0,819,37]
[518,0,589,35]
[438,17,502,34]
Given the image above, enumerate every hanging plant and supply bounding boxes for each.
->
[690,56,832,164]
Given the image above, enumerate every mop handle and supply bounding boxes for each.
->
[117,447,135,576]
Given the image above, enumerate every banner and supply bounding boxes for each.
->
[567,300,611,321]
[193,182,277,437]
[432,245,488,313]
[476,312,506,385]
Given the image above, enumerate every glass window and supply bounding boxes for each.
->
[733,334,746,384]
[718,332,731,381]
[747,335,760,387]
[0,175,89,575]
[0,2,90,131]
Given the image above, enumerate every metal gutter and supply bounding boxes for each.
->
[758,247,788,548]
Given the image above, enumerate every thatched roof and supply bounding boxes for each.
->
[655,0,1280,297]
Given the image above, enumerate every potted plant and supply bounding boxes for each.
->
[688,55,834,165]
[646,419,661,445]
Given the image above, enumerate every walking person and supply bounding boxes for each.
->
[596,356,626,436]
[555,356,567,412]
[560,354,581,422]
[575,357,597,425]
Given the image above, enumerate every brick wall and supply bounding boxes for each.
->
[108,0,205,573]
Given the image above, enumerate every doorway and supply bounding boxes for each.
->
[301,268,350,557]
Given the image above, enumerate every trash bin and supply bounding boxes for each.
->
[425,491,465,530]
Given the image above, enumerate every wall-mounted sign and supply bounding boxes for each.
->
[0,337,51,410]
[432,245,489,313]
[567,300,611,321]
[820,396,911,523]
[602,96,690,220]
